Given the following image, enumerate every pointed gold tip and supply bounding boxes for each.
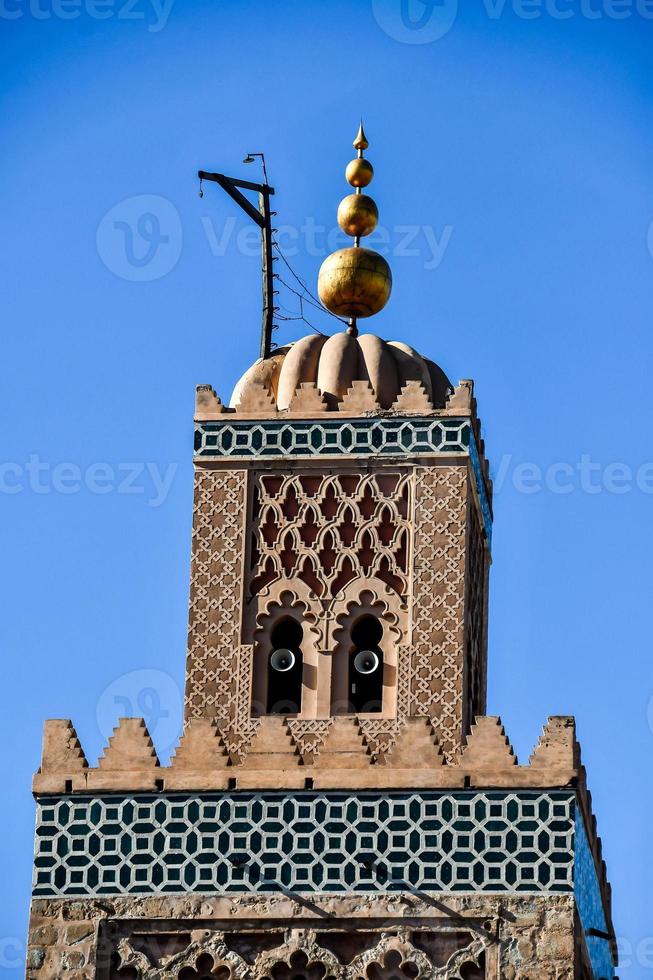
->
[353,121,369,151]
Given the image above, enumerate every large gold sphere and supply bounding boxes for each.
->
[337,194,378,238]
[345,157,374,188]
[318,247,392,318]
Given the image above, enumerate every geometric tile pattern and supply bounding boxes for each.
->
[32,791,575,898]
[194,417,492,547]
[575,809,615,980]
[184,469,256,755]
[194,417,470,459]
[411,467,468,759]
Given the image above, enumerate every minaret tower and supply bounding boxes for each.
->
[184,124,489,762]
[26,128,616,980]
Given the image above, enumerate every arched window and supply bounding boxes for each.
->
[348,615,383,713]
[266,618,303,715]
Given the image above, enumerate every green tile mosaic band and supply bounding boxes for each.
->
[34,791,574,898]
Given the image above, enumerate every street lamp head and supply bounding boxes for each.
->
[243,152,269,187]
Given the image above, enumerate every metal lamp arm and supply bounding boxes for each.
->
[197,169,276,359]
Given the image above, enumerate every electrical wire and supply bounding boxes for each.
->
[271,238,349,327]
[275,276,337,332]
[269,235,351,352]
[273,289,326,335]
[275,276,327,317]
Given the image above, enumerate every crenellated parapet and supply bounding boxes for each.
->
[34,714,585,793]
[29,713,616,979]
[29,716,615,976]
[195,377,463,419]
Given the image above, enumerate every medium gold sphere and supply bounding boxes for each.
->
[318,247,392,318]
[337,194,378,238]
[345,157,374,188]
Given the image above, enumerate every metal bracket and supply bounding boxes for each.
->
[198,170,276,360]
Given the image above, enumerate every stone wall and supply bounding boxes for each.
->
[27,893,580,980]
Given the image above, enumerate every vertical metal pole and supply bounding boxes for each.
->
[259,188,275,360]
[197,169,275,361]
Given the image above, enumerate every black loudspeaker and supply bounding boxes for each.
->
[270,648,296,672]
[353,650,379,675]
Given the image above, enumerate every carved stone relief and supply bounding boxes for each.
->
[410,466,469,760]
[107,926,487,980]
[249,472,411,603]
[185,469,248,727]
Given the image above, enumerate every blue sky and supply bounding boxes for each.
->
[2,0,653,973]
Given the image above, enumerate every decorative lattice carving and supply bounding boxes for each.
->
[229,644,258,760]
[358,942,433,980]
[410,467,468,760]
[175,952,234,980]
[107,928,488,980]
[254,590,321,644]
[184,470,256,754]
[33,791,575,898]
[257,943,339,980]
[249,472,411,601]
[286,718,333,761]
[109,931,245,980]
[348,932,486,980]
[358,718,403,760]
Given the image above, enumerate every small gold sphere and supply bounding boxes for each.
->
[337,193,378,238]
[318,247,392,318]
[345,157,374,188]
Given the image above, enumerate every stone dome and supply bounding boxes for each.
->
[230,332,452,411]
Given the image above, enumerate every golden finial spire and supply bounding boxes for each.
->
[317,124,392,335]
[353,120,369,151]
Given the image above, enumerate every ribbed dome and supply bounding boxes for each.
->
[230,332,452,411]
